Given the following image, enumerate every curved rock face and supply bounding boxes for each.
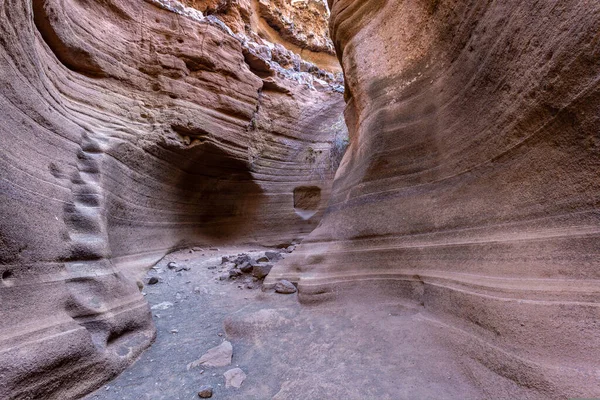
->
[270,0,600,397]
[0,0,343,398]
[183,0,340,70]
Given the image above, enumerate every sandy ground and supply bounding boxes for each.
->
[84,246,522,400]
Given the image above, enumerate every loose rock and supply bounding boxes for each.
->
[265,251,282,261]
[252,264,273,279]
[238,262,253,273]
[187,341,233,369]
[167,262,178,270]
[224,368,246,388]
[234,254,251,265]
[256,256,269,263]
[275,280,297,294]
[197,385,213,398]
[229,268,242,278]
[147,277,159,285]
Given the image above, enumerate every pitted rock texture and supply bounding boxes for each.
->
[181,0,340,71]
[0,0,343,398]
[269,0,600,397]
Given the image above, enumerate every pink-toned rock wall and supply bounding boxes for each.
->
[0,0,343,398]
[269,0,600,397]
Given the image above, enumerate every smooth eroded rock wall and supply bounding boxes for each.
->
[0,0,344,398]
[269,0,600,397]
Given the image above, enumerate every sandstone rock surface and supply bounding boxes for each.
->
[268,0,600,397]
[0,0,343,398]
[223,367,247,388]
[187,341,233,369]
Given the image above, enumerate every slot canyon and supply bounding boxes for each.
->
[0,0,599,399]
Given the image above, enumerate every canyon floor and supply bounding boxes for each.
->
[83,247,526,400]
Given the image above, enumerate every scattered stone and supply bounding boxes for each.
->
[187,341,233,369]
[275,280,297,294]
[194,287,201,293]
[136,280,144,291]
[167,262,178,270]
[218,274,229,281]
[229,268,242,278]
[208,265,217,270]
[198,385,213,398]
[252,264,273,279]
[147,277,159,285]
[234,254,251,265]
[238,262,252,273]
[286,245,296,253]
[176,265,191,272]
[224,368,246,388]
[256,256,269,263]
[151,302,174,310]
[170,329,179,334]
[209,247,220,251]
[221,256,229,264]
[265,251,282,261]
[193,247,204,252]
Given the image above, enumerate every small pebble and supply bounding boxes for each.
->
[197,385,213,398]
[148,277,159,285]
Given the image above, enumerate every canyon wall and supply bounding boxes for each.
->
[269,0,600,397]
[0,0,343,398]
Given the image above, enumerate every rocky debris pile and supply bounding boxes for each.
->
[211,249,291,288]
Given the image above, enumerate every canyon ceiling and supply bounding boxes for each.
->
[1,0,599,399]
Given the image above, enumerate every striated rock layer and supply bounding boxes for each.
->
[0,0,344,398]
[269,0,600,397]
